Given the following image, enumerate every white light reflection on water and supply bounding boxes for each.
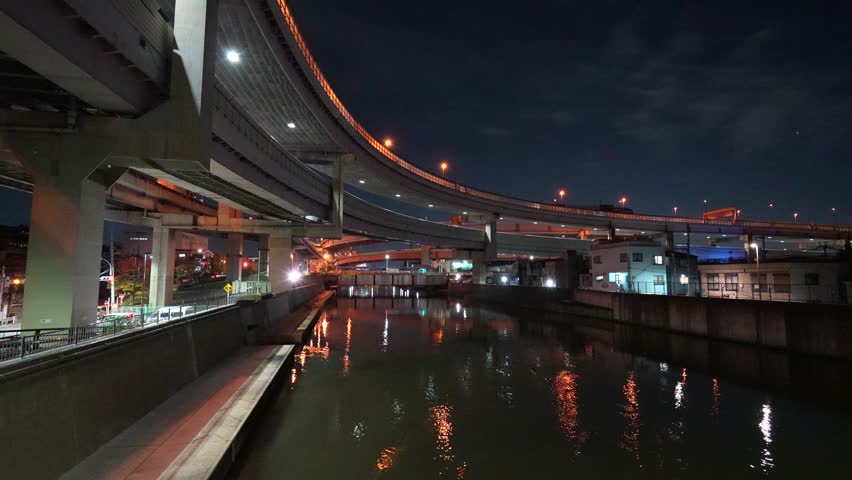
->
[758,403,774,472]
[382,312,389,351]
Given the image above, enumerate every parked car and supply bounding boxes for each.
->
[99,312,139,329]
[145,306,195,324]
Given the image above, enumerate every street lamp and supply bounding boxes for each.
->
[558,189,565,204]
[750,243,760,299]
[619,197,627,210]
[793,212,799,223]
[383,138,393,148]
[100,258,115,313]
[673,206,678,216]
[385,254,390,271]
[832,207,837,224]
[703,199,708,213]
[440,161,448,177]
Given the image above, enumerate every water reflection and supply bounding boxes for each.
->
[621,371,640,460]
[758,403,774,472]
[234,298,852,479]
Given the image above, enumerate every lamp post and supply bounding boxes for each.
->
[558,189,565,204]
[793,212,799,223]
[703,199,708,213]
[440,161,448,178]
[750,243,760,300]
[831,207,837,224]
[673,206,678,217]
[385,254,390,272]
[619,197,627,210]
[383,137,393,148]
[101,258,115,313]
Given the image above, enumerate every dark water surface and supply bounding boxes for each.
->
[232,297,852,479]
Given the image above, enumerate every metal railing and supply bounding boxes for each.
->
[231,280,271,296]
[600,281,849,304]
[0,298,235,364]
[274,0,852,236]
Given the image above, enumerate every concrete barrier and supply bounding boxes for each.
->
[0,283,325,479]
[456,284,852,360]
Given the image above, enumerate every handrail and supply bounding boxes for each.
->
[273,0,852,235]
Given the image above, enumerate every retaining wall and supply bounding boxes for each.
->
[454,284,852,360]
[0,283,324,479]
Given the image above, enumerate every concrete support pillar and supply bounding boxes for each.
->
[22,177,105,328]
[148,226,176,307]
[226,233,244,282]
[485,219,498,262]
[608,224,616,240]
[471,251,487,285]
[743,233,754,262]
[268,231,293,293]
[258,234,270,279]
[420,245,432,269]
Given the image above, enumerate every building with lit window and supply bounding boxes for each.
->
[698,259,847,303]
[584,240,698,295]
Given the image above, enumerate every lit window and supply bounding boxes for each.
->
[653,255,663,265]
[707,273,720,291]
[595,275,604,281]
[724,273,738,291]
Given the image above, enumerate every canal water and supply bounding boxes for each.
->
[232,297,852,479]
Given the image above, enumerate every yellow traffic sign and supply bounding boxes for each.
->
[224,283,233,293]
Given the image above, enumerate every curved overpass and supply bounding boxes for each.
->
[218,0,850,240]
[336,249,552,268]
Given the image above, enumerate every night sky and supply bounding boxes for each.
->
[290,0,852,224]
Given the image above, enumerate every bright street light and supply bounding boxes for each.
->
[383,138,393,148]
[288,270,302,283]
[225,50,240,63]
[673,206,678,216]
[544,278,556,288]
[440,161,448,177]
[793,212,799,223]
[619,197,627,209]
[500,275,508,284]
[385,254,390,271]
[558,189,565,202]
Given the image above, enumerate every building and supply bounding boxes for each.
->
[698,259,847,303]
[585,240,698,295]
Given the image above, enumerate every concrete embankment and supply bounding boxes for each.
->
[0,282,325,479]
[451,283,852,360]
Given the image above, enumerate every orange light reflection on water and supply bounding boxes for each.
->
[621,371,640,460]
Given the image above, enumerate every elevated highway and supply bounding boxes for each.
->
[0,0,848,329]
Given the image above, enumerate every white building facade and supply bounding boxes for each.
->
[587,241,670,294]
[698,261,845,303]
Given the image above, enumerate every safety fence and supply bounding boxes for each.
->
[591,281,848,305]
[0,298,236,363]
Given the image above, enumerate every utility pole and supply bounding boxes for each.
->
[0,265,5,320]
[110,230,116,313]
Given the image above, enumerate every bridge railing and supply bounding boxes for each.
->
[273,1,851,235]
[0,298,237,364]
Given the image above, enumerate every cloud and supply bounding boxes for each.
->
[477,126,514,136]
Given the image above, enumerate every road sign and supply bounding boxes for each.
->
[224,283,233,294]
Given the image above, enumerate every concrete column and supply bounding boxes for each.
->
[226,233,244,282]
[268,231,293,293]
[471,251,487,285]
[148,226,176,307]
[485,219,498,262]
[420,245,431,269]
[258,234,270,279]
[22,177,105,328]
